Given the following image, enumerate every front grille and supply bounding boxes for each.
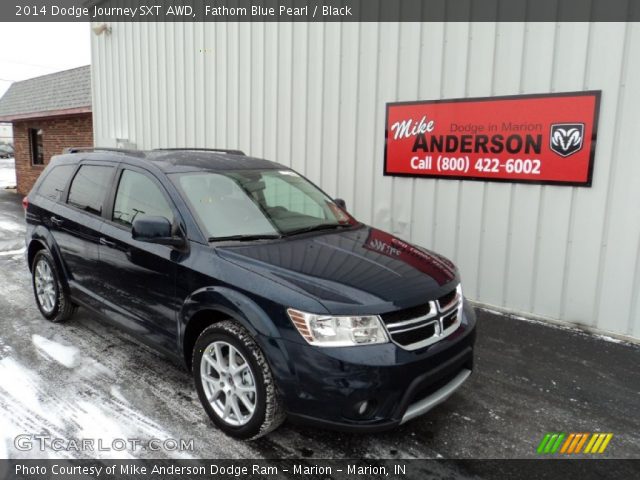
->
[381,284,462,350]
[442,311,458,331]
[438,288,459,311]
[380,303,431,325]
[392,322,437,346]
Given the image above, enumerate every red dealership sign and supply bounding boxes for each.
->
[384,91,600,186]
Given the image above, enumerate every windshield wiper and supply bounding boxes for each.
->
[208,234,282,242]
[284,223,349,237]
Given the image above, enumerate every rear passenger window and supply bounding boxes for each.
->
[113,170,174,227]
[38,165,75,201]
[67,165,114,215]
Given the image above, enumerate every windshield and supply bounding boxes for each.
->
[172,169,357,240]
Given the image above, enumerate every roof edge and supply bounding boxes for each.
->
[6,65,91,88]
[0,106,92,123]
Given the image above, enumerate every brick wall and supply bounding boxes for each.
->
[13,113,93,195]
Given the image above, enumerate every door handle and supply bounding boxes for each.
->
[50,216,63,226]
[99,237,116,248]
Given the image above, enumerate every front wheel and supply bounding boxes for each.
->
[192,321,285,439]
[31,249,76,323]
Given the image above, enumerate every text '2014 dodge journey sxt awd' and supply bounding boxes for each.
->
[24,148,476,439]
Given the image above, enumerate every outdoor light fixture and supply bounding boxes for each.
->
[92,23,111,36]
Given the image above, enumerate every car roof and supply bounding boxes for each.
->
[50,148,284,174]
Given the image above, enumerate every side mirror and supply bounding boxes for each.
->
[132,216,184,247]
[334,198,347,210]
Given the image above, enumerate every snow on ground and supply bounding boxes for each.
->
[0,247,26,257]
[0,332,196,460]
[0,219,22,232]
[0,157,16,189]
[32,335,80,369]
[0,357,53,425]
[0,167,24,256]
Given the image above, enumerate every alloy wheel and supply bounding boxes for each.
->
[34,259,56,314]
[200,341,257,427]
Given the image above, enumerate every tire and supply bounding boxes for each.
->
[31,249,76,323]
[192,320,285,439]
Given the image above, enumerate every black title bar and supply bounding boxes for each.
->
[4,0,640,22]
[5,459,640,480]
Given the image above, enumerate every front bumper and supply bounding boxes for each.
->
[279,301,476,432]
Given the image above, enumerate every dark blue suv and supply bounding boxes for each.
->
[24,148,476,439]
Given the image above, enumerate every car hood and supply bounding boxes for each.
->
[216,226,459,314]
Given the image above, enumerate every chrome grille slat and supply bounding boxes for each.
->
[381,284,463,350]
[384,301,438,330]
[438,290,461,313]
[387,319,440,335]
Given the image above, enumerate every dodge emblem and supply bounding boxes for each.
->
[550,123,585,157]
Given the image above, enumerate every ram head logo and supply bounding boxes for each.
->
[550,123,585,157]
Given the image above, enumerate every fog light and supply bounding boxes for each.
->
[345,399,378,420]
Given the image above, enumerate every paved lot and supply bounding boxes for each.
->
[0,187,638,460]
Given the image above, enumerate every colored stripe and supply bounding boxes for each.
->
[584,433,599,453]
[591,433,606,453]
[567,434,582,454]
[537,432,614,455]
[560,434,575,453]
[551,433,565,453]
[537,434,552,454]
[598,434,613,453]
[545,434,559,453]
[574,433,589,453]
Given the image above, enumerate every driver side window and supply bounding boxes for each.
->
[113,170,174,228]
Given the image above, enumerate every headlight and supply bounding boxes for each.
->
[287,309,388,347]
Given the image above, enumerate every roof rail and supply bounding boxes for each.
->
[63,147,143,155]
[63,147,93,153]
[154,148,246,156]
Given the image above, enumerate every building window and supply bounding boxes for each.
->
[29,128,44,165]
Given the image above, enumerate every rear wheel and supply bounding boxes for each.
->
[31,249,76,323]
[192,321,285,439]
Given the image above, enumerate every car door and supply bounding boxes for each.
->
[96,166,180,353]
[50,163,116,310]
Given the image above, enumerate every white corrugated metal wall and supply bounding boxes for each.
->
[91,22,640,340]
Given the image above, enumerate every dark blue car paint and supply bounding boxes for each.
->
[25,151,476,431]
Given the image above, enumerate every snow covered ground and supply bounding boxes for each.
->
[0,157,16,189]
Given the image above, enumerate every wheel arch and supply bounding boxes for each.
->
[179,286,286,372]
[182,308,238,371]
[27,239,47,271]
[27,229,71,295]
